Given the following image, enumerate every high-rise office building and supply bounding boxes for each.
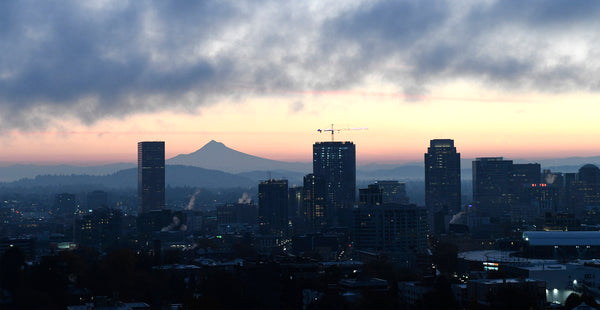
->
[512,163,542,204]
[564,172,581,215]
[473,157,514,219]
[288,186,303,220]
[425,139,461,234]
[258,179,289,236]
[512,163,554,224]
[375,180,409,204]
[303,174,327,231]
[313,141,356,226]
[359,184,383,206]
[74,207,123,250]
[512,164,542,185]
[473,157,542,218]
[473,158,543,221]
[425,139,461,212]
[216,203,258,233]
[352,203,428,268]
[138,141,165,214]
[578,164,600,208]
[360,181,409,207]
[564,164,600,217]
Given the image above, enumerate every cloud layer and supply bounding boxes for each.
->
[1,0,599,129]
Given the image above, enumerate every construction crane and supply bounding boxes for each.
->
[317,124,368,142]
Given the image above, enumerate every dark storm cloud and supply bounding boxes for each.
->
[0,0,599,129]
[0,1,238,128]
[325,0,600,94]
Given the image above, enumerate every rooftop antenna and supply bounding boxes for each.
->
[317,124,368,142]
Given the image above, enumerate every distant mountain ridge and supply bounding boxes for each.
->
[1,165,255,189]
[0,163,136,182]
[0,140,599,184]
[167,140,312,174]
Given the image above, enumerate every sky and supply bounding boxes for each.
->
[1,0,600,165]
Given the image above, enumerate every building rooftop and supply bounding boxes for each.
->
[458,250,558,264]
[469,278,541,285]
[523,231,600,246]
[518,264,568,271]
[339,278,388,289]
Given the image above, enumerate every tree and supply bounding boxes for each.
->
[565,292,582,310]
[581,293,599,309]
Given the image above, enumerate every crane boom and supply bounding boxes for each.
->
[317,124,368,142]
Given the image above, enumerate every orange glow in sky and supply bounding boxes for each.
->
[2,1,600,167]
[1,81,600,166]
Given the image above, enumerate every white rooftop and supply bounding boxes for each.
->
[523,231,600,246]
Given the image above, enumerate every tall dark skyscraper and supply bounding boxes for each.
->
[473,158,542,220]
[425,139,461,212]
[138,141,165,214]
[258,179,289,236]
[360,181,409,207]
[352,203,428,268]
[565,164,600,217]
[473,157,513,219]
[374,180,409,204]
[578,164,600,208]
[288,186,303,220]
[512,163,542,202]
[303,174,327,231]
[313,141,356,226]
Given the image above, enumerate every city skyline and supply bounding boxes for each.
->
[4,2,600,308]
[3,136,600,168]
[1,1,600,164]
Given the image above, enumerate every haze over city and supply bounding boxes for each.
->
[1,1,600,164]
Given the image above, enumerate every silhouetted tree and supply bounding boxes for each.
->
[565,292,582,310]
[581,293,599,309]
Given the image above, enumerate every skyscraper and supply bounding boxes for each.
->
[313,141,356,226]
[374,180,409,204]
[472,157,514,219]
[425,139,461,234]
[138,141,165,214]
[360,181,409,207]
[288,186,303,220]
[473,158,543,221]
[352,203,428,268]
[258,179,289,236]
[565,164,600,217]
[512,163,542,202]
[359,184,383,206]
[74,207,123,250]
[578,164,600,208]
[303,174,327,231]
